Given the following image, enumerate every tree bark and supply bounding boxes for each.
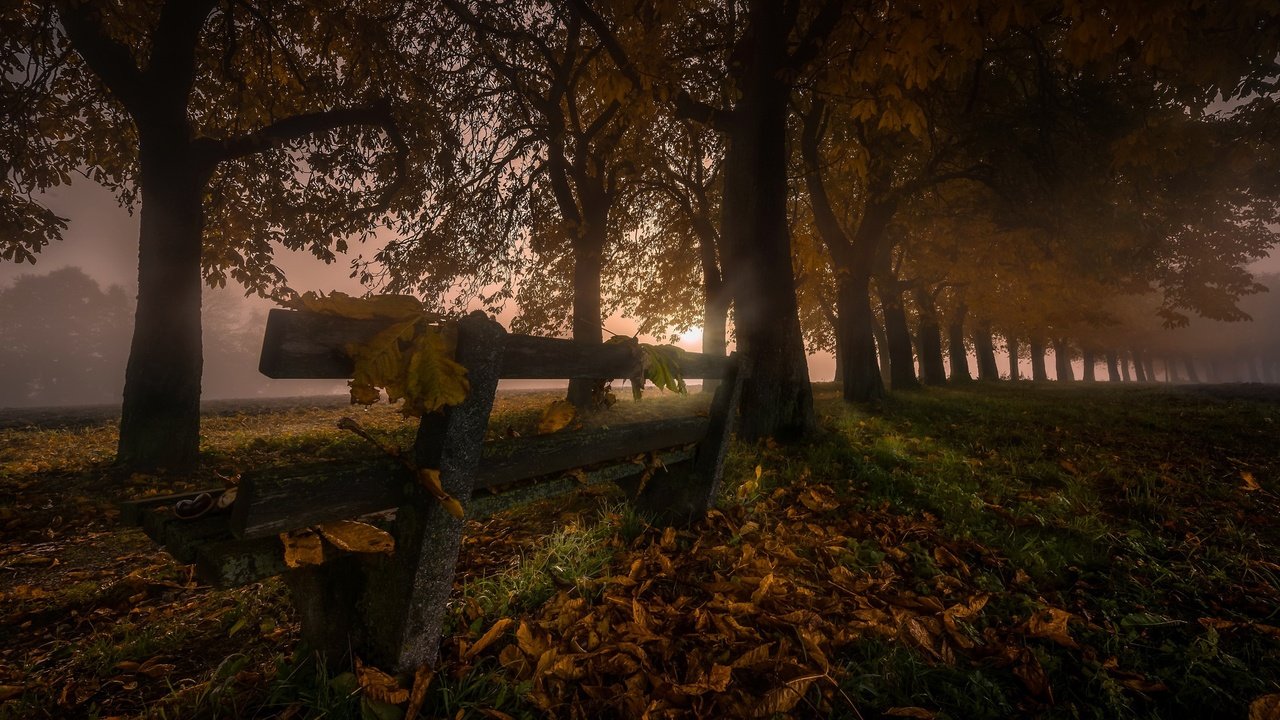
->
[876,279,918,389]
[1030,336,1048,381]
[914,288,946,385]
[1081,348,1096,382]
[946,301,972,382]
[973,323,999,381]
[1182,354,1200,383]
[1142,353,1157,382]
[1052,338,1075,382]
[1105,350,1120,382]
[837,272,884,402]
[1132,350,1148,382]
[1006,335,1020,381]
[871,310,891,386]
[117,131,209,470]
[719,5,815,438]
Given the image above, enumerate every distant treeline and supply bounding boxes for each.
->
[0,268,340,408]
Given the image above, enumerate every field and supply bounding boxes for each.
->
[1,383,1278,719]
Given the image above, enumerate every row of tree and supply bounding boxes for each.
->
[4,1,1277,469]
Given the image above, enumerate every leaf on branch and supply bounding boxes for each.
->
[316,520,395,555]
[280,529,324,568]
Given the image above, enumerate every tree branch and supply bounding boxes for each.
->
[54,0,145,113]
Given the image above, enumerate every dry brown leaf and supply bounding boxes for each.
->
[0,686,22,702]
[1013,649,1053,702]
[404,665,434,720]
[1027,607,1078,648]
[1241,471,1262,492]
[316,520,395,555]
[536,400,577,435]
[732,643,773,669]
[281,529,324,568]
[417,468,465,519]
[466,617,516,660]
[1250,694,1280,720]
[885,708,937,719]
[356,658,409,705]
[516,621,547,659]
[753,676,815,717]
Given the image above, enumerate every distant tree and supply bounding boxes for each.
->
[0,268,130,407]
[4,1,416,469]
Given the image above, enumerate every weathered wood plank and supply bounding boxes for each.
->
[228,417,710,539]
[474,416,708,490]
[468,449,693,519]
[229,457,409,539]
[121,488,221,526]
[258,309,734,380]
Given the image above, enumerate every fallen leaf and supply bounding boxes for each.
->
[885,708,937,719]
[0,686,22,702]
[465,618,515,659]
[1250,694,1280,720]
[355,658,409,705]
[404,665,434,720]
[1241,471,1261,492]
[753,677,815,716]
[536,401,577,435]
[280,529,324,568]
[316,520,395,555]
[1027,606,1078,648]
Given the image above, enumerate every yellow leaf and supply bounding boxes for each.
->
[404,665,434,720]
[536,400,577,435]
[752,676,815,717]
[403,327,470,415]
[1241,471,1261,492]
[346,318,417,406]
[1027,607,1078,649]
[280,529,324,568]
[1250,694,1280,720]
[316,520,395,555]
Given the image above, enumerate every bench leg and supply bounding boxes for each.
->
[283,556,364,666]
[357,313,506,672]
[635,355,745,525]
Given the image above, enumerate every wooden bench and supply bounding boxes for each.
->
[123,309,743,671]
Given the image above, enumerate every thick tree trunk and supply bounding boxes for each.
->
[837,273,884,402]
[1182,354,1200,383]
[1081,348,1096,382]
[877,280,919,390]
[1006,335,1020,381]
[1120,352,1131,381]
[1165,357,1180,383]
[973,323,999,381]
[946,302,972,382]
[117,135,207,470]
[1052,338,1075,382]
[1142,353,1157,383]
[566,208,607,409]
[700,292,730,394]
[1132,350,1148,382]
[871,311,892,386]
[1030,336,1048,381]
[914,288,946,385]
[1105,350,1120,382]
[720,13,814,439]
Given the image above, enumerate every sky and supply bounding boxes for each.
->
[3,179,1278,402]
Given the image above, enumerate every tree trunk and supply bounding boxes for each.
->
[1182,354,1200,383]
[1132,350,1148,382]
[1105,350,1120,382]
[1006,335,1020,381]
[1052,338,1075,382]
[1030,336,1048,381]
[720,10,814,439]
[946,301,972,382]
[694,217,727,394]
[914,288,946,385]
[566,205,607,409]
[871,310,892,386]
[1142,353,1156,382]
[876,280,918,390]
[1165,357,1180,383]
[973,323,999,381]
[117,134,207,471]
[1081,348,1096,382]
[837,272,884,402]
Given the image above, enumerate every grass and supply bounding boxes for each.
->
[1,383,1278,718]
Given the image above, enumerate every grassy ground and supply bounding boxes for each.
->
[1,383,1277,718]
